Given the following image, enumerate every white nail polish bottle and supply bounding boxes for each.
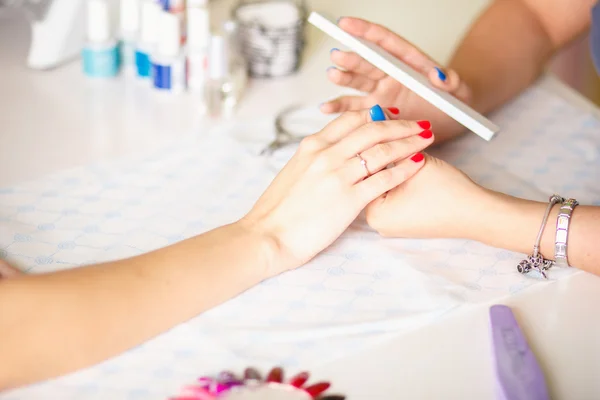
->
[186,1,210,109]
[119,0,140,76]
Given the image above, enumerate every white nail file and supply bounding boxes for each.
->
[308,12,499,141]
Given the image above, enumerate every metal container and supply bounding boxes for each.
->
[233,0,307,78]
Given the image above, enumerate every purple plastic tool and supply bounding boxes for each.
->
[490,305,550,400]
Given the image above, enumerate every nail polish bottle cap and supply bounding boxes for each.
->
[209,35,228,80]
[140,1,161,46]
[187,7,210,50]
[156,11,181,57]
[120,0,140,36]
[87,0,111,43]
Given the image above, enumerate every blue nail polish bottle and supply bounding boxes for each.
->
[370,104,386,121]
[152,12,186,93]
[136,1,161,80]
[157,0,170,10]
[435,67,447,82]
[82,0,119,78]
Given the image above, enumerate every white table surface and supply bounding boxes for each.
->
[1,0,600,399]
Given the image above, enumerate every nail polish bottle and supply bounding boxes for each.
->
[206,21,248,118]
[206,35,229,118]
[186,1,210,106]
[158,0,187,46]
[135,1,160,80]
[158,0,185,12]
[119,0,140,76]
[151,11,186,93]
[82,0,119,78]
[223,20,248,102]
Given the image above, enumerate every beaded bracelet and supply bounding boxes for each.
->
[516,194,564,279]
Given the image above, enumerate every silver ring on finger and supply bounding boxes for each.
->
[356,153,370,178]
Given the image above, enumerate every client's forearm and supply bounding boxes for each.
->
[475,192,600,275]
[0,222,277,390]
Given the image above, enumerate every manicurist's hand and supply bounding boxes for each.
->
[321,17,473,143]
[242,105,435,273]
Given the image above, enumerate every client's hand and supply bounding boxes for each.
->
[0,260,21,279]
[242,105,434,273]
[321,17,473,142]
[366,154,490,240]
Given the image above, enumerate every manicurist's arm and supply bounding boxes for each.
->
[449,0,594,114]
[323,0,594,142]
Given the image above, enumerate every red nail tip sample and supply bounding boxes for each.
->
[305,382,331,397]
[266,367,283,383]
[290,372,310,387]
[244,367,261,380]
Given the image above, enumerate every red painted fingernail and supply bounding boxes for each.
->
[387,107,400,115]
[411,153,424,163]
[417,120,431,129]
[267,367,283,383]
[290,372,310,388]
[305,382,331,397]
[418,129,433,139]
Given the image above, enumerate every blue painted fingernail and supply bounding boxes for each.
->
[369,104,386,121]
[435,67,447,81]
[330,48,339,53]
[326,66,336,72]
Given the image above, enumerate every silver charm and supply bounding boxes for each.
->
[517,254,554,279]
